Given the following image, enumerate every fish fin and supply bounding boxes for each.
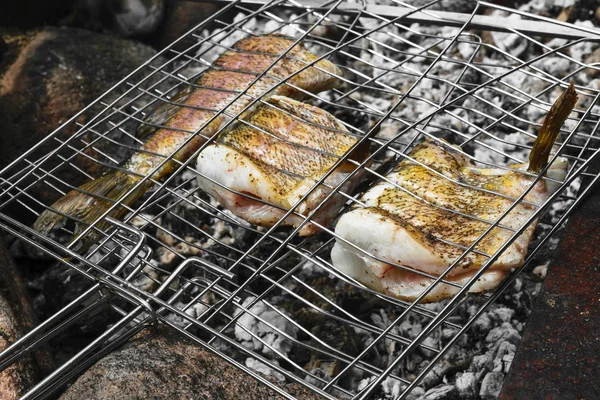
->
[34,170,150,253]
[528,81,578,173]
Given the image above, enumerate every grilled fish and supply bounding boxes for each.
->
[331,83,577,302]
[196,95,369,235]
[34,34,342,251]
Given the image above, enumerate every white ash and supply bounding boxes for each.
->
[156,245,178,266]
[357,376,376,392]
[234,296,298,358]
[297,260,323,281]
[129,213,154,228]
[457,41,475,60]
[532,264,548,279]
[163,301,192,328]
[552,0,576,7]
[490,13,529,58]
[245,357,286,383]
[406,387,426,400]
[129,265,160,293]
[419,384,457,400]
[163,294,212,329]
[534,56,574,77]
[455,371,477,398]
[381,376,405,399]
[184,297,212,320]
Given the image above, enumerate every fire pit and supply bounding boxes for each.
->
[1,1,599,399]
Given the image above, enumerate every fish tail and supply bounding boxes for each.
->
[34,170,151,252]
[528,81,578,173]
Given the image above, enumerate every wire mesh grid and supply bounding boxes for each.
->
[1,0,600,399]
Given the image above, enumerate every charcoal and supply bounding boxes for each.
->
[485,323,521,347]
[418,384,457,400]
[405,387,426,400]
[479,371,504,400]
[469,354,494,373]
[233,297,298,357]
[421,348,472,389]
[455,372,477,399]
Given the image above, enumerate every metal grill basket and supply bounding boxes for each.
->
[1,0,600,399]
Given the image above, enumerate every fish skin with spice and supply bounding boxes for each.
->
[196,95,370,236]
[331,83,577,303]
[34,34,342,252]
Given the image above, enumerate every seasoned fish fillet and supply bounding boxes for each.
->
[34,34,342,252]
[331,140,568,302]
[196,95,369,235]
[331,82,577,303]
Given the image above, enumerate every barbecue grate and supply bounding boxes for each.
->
[2,0,600,399]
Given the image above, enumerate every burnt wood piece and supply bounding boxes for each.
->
[500,158,600,400]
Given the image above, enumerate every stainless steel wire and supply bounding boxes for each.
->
[1,0,600,399]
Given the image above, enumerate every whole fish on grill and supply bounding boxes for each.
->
[196,95,370,235]
[331,83,577,303]
[34,34,342,251]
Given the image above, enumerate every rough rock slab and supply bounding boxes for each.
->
[59,324,323,400]
[0,27,158,222]
[0,241,52,399]
[500,158,600,399]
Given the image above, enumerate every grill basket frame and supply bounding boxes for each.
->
[1,1,600,399]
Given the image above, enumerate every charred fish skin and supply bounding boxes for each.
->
[196,95,368,236]
[34,35,342,252]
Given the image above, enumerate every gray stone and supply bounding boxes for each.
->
[59,325,323,400]
[0,241,53,399]
[479,371,504,400]
[0,27,159,222]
